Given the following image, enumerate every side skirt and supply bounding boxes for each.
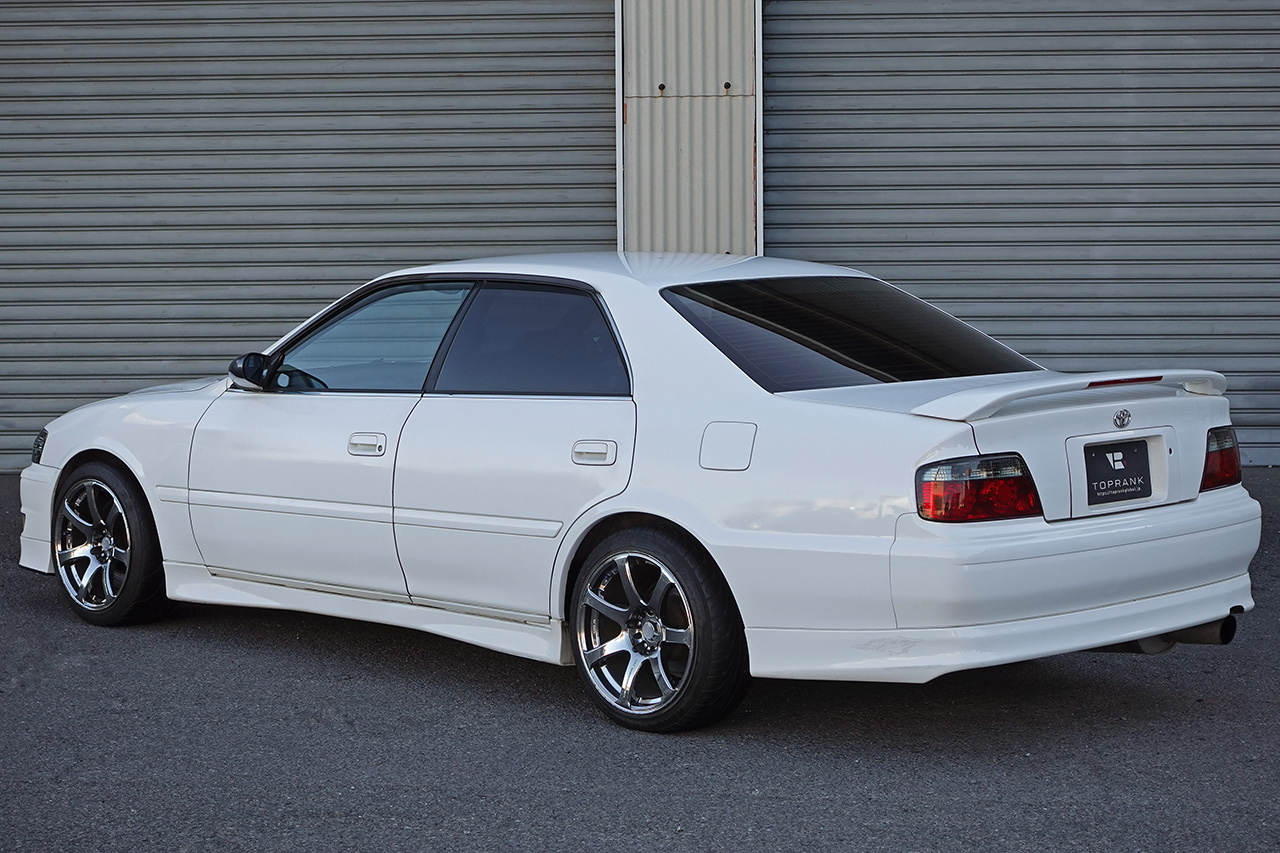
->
[163,561,571,665]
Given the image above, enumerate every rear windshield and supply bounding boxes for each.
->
[663,276,1039,392]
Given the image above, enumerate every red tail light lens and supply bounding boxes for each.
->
[1200,426,1242,492]
[916,454,1042,522]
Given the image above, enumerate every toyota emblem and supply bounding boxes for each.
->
[1113,409,1132,429]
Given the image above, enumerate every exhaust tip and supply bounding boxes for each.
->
[1164,615,1236,646]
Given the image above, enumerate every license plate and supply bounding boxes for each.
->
[1084,439,1153,505]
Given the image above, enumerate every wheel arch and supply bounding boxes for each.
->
[51,447,175,624]
[555,510,744,632]
[54,448,158,530]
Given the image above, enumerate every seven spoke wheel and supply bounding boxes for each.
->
[571,527,749,731]
[56,478,132,611]
[577,551,694,714]
[53,462,168,626]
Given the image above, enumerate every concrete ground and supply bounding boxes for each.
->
[1,468,1277,852]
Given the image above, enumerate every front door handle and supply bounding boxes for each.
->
[348,433,387,457]
[572,440,617,466]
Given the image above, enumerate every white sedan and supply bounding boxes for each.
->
[18,253,1261,731]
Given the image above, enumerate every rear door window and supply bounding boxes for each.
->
[432,284,630,396]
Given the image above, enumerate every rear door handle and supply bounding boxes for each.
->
[348,433,387,457]
[572,440,617,466]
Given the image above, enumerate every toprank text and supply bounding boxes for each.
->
[1092,475,1147,496]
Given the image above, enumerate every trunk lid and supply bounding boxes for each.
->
[784,369,1231,521]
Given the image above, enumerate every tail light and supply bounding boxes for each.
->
[916,454,1042,522]
[1200,426,1242,492]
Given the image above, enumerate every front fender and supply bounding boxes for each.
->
[35,382,227,569]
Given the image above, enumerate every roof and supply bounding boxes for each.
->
[369,252,876,290]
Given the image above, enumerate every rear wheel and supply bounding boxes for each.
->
[53,462,169,626]
[570,527,749,732]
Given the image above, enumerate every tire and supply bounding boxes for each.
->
[570,526,750,732]
[52,461,169,626]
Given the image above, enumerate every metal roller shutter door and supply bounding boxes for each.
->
[0,0,615,470]
[763,0,1280,464]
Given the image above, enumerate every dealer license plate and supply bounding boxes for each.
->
[1084,439,1153,505]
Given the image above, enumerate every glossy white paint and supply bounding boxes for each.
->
[969,382,1230,521]
[162,560,568,664]
[890,485,1258,629]
[18,463,57,573]
[747,573,1254,683]
[24,377,227,570]
[910,369,1227,421]
[17,253,1261,684]
[576,396,983,633]
[394,395,636,615]
[699,421,757,471]
[188,390,418,596]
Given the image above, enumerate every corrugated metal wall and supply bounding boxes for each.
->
[0,0,615,470]
[621,0,758,254]
[763,0,1280,464]
[623,95,757,253]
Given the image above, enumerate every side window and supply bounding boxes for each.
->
[432,285,629,396]
[275,283,471,392]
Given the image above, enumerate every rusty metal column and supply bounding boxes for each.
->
[618,0,762,255]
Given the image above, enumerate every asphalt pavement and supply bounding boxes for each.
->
[2,469,1277,852]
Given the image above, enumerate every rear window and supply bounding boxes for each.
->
[663,276,1039,392]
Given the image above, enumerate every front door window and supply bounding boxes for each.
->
[276,283,471,392]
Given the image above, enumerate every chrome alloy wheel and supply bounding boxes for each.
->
[55,478,132,612]
[575,551,694,714]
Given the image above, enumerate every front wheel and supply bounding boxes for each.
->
[53,462,169,626]
[570,527,749,732]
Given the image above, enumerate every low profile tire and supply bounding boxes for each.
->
[52,462,169,626]
[570,527,749,732]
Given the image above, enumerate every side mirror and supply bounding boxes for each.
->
[228,353,270,391]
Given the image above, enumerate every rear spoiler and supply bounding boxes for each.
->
[911,370,1227,422]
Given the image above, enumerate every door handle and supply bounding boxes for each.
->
[348,433,387,457]
[572,440,617,466]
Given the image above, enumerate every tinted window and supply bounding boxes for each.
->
[433,285,629,396]
[664,276,1039,392]
[276,284,470,392]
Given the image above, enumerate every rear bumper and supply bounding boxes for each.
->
[18,463,58,574]
[890,484,1260,628]
[747,573,1253,683]
[745,485,1259,682]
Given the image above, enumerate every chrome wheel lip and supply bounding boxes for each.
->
[575,550,695,716]
[55,478,132,612]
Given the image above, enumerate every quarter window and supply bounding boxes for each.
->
[433,285,629,396]
[275,283,471,392]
